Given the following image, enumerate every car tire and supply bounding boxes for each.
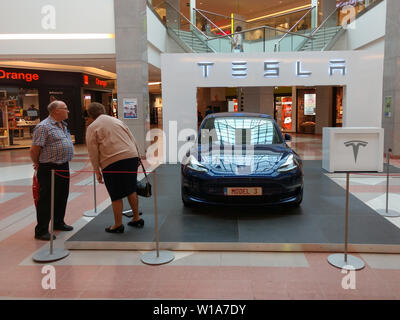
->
[181,191,194,207]
[292,190,303,207]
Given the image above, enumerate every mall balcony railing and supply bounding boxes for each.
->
[193,6,316,35]
[273,6,316,52]
[275,0,385,52]
[193,6,315,53]
[149,0,384,54]
[150,0,214,53]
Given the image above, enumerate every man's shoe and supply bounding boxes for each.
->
[54,224,73,231]
[35,233,56,241]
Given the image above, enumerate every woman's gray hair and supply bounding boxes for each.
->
[47,100,65,113]
[87,102,106,119]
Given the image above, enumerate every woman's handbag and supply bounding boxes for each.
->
[136,158,152,197]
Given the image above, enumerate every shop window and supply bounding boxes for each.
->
[297,89,316,134]
[274,95,293,132]
[0,87,39,148]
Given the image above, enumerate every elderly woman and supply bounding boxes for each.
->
[86,102,144,233]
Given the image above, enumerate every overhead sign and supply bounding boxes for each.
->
[82,74,114,90]
[197,60,347,79]
[0,69,39,82]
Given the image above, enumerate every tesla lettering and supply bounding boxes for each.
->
[329,60,346,76]
[296,61,312,77]
[232,61,247,78]
[197,60,347,78]
[197,62,214,78]
[264,61,280,78]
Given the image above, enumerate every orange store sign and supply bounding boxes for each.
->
[0,69,39,82]
[95,78,107,87]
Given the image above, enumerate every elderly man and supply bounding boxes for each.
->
[30,100,74,240]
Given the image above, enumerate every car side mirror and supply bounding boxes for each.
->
[285,133,291,141]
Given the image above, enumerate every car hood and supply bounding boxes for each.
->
[196,145,293,175]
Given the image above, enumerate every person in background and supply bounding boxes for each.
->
[232,26,244,52]
[27,104,39,120]
[86,102,143,233]
[205,105,214,116]
[30,100,74,241]
[198,111,203,125]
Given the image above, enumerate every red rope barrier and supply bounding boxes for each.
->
[54,169,152,174]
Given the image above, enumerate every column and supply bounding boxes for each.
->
[190,0,196,28]
[315,86,332,134]
[382,0,400,156]
[166,0,180,30]
[114,0,149,154]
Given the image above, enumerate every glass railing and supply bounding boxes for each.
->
[204,26,311,53]
[193,6,316,36]
[273,6,316,52]
[148,0,384,53]
[150,0,213,52]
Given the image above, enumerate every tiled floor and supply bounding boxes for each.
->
[1,134,400,300]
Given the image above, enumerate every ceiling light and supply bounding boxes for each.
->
[149,82,161,85]
[0,33,115,40]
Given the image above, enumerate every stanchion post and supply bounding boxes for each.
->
[141,168,174,265]
[376,148,400,217]
[344,172,349,263]
[49,169,55,255]
[154,169,159,257]
[327,172,365,270]
[385,148,391,213]
[84,172,99,217]
[33,169,70,263]
[93,171,97,214]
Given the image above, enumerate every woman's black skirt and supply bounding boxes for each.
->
[102,157,139,201]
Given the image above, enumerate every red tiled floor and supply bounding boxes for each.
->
[1,141,400,300]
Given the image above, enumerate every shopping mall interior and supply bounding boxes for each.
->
[1,0,400,304]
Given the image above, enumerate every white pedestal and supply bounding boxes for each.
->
[322,127,384,173]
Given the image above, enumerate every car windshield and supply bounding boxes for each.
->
[200,116,283,145]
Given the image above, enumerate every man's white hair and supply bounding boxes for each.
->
[47,100,65,113]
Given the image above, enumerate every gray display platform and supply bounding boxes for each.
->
[66,161,400,253]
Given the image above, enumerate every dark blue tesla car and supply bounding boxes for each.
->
[181,112,303,206]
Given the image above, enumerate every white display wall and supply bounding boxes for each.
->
[161,51,384,163]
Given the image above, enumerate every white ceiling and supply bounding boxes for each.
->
[0,1,309,95]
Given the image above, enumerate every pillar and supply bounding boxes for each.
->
[114,0,149,154]
[382,0,400,156]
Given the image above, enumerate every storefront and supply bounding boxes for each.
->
[273,86,344,134]
[0,67,115,149]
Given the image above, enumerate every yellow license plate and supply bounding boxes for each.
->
[225,187,262,196]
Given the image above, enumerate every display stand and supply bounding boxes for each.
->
[327,172,365,271]
[33,170,70,263]
[141,169,174,265]
[83,172,99,217]
[376,149,400,218]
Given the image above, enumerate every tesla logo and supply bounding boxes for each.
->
[344,140,368,163]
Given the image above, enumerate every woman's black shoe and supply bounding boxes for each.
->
[127,218,144,228]
[105,225,124,233]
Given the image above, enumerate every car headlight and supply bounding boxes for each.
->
[278,154,298,172]
[185,155,208,173]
